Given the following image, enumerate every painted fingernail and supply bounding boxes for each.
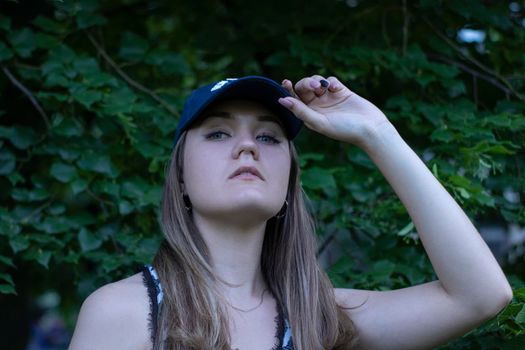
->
[320,79,329,88]
[278,97,294,108]
[310,80,321,89]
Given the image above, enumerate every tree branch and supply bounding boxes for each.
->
[428,54,514,98]
[86,32,179,117]
[423,17,525,102]
[1,64,51,128]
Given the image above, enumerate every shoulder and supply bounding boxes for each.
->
[69,272,151,350]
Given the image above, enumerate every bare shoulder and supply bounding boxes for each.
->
[69,272,151,350]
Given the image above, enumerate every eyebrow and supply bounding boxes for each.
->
[202,111,283,126]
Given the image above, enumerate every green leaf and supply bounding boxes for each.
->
[301,167,337,192]
[0,40,13,61]
[0,284,16,295]
[32,15,66,34]
[10,187,49,202]
[102,87,137,115]
[92,180,120,196]
[144,49,189,75]
[82,71,118,88]
[513,288,525,301]
[34,250,52,268]
[7,171,24,186]
[431,128,455,142]
[0,273,14,285]
[121,178,148,199]
[48,44,76,65]
[71,178,88,194]
[299,152,325,167]
[397,221,415,237]
[8,28,35,58]
[0,149,15,175]
[50,162,77,183]
[71,88,103,109]
[2,126,39,149]
[77,152,119,177]
[35,33,60,49]
[78,228,103,252]
[76,13,107,29]
[370,260,396,281]
[44,72,69,88]
[53,116,84,137]
[516,305,525,324]
[118,200,134,215]
[0,255,15,268]
[72,57,99,75]
[9,235,29,253]
[47,204,66,215]
[0,219,21,236]
[458,187,471,199]
[118,32,149,61]
[36,216,77,234]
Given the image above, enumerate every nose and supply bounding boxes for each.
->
[232,133,260,160]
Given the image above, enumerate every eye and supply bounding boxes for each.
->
[257,134,280,144]
[205,131,230,140]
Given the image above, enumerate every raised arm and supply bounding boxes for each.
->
[278,75,512,349]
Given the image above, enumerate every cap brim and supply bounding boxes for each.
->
[180,76,302,141]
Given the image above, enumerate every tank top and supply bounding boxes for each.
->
[141,264,294,350]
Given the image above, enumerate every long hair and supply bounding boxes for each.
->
[152,131,356,349]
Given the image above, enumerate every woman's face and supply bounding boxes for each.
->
[182,99,292,223]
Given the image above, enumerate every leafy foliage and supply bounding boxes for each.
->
[0,0,524,348]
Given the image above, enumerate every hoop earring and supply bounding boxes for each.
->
[183,194,192,211]
[275,200,288,219]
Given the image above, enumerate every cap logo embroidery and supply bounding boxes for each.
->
[210,78,238,92]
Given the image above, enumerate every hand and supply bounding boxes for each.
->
[278,75,393,148]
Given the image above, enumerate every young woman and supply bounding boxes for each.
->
[68,75,512,350]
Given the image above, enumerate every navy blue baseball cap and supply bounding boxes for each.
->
[173,76,302,144]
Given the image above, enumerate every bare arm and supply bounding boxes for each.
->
[279,75,512,349]
[336,121,512,349]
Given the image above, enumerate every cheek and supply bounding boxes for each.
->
[267,150,291,192]
[182,141,216,195]
[183,153,218,193]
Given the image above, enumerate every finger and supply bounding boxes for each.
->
[316,79,330,97]
[311,74,330,97]
[281,79,297,98]
[326,76,346,93]
[278,97,327,133]
[294,76,325,103]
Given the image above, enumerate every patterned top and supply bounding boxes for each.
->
[141,264,294,350]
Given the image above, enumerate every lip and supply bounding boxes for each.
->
[228,166,265,181]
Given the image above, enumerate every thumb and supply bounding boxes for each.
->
[278,97,325,132]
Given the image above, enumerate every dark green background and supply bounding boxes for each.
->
[0,0,524,348]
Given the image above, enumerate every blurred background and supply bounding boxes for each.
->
[0,0,524,349]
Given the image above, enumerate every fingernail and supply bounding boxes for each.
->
[310,80,321,89]
[320,79,329,88]
[278,97,294,108]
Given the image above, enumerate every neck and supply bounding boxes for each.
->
[192,212,268,299]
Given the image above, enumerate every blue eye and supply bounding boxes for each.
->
[257,134,280,144]
[205,131,229,140]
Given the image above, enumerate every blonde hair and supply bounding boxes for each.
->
[152,131,355,349]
